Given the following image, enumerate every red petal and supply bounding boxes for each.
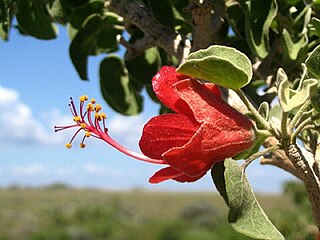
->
[149,166,207,184]
[139,113,200,159]
[161,80,254,177]
[149,167,184,183]
[152,66,193,114]
[203,82,222,98]
[175,79,253,132]
[163,122,252,176]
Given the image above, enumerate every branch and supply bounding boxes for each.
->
[260,137,302,180]
[118,35,156,60]
[105,0,191,62]
[284,142,320,232]
[184,0,225,52]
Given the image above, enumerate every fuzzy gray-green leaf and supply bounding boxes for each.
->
[177,45,252,89]
[224,159,284,240]
[306,45,320,80]
[277,68,317,112]
[242,0,278,59]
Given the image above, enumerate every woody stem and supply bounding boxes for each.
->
[283,142,320,233]
[242,144,280,170]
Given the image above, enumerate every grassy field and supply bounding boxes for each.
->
[0,185,314,239]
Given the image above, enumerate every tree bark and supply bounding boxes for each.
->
[105,0,191,61]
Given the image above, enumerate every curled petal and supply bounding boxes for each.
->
[203,82,222,99]
[152,66,193,114]
[175,79,253,131]
[139,113,200,159]
[149,167,206,184]
[149,167,184,183]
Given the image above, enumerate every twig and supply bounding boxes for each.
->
[261,137,302,180]
[117,35,156,60]
[105,0,191,62]
[242,144,280,170]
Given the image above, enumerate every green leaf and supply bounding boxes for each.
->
[48,0,66,24]
[177,45,252,89]
[0,0,14,40]
[69,0,104,29]
[147,0,174,29]
[258,101,270,120]
[281,29,308,64]
[269,104,282,127]
[125,48,161,84]
[241,0,278,59]
[309,17,320,37]
[306,45,320,80]
[213,159,285,240]
[99,56,143,115]
[16,0,58,39]
[211,161,228,204]
[277,68,317,112]
[311,87,320,112]
[69,14,122,80]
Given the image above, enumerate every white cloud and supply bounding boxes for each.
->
[82,162,123,178]
[83,162,108,176]
[0,85,152,150]
[12,164,47,176]
[107,115,147,150]
[0,85,71,146]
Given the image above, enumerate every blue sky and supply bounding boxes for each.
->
[0,26,295,193]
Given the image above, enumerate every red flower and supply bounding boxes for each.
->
[139,66,254,183]
[55,66,254,185]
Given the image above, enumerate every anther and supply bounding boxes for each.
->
[100,113,107,119]
[87,103,94,111]
[66,143,72,149]
[95,104,102,112]
[73,116,81,122]
[79,95,88,102]
[94,113,101,120]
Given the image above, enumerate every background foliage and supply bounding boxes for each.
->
[2,0,320,115]
[0,182,315,240]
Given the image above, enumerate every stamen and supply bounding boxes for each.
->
[87,109,94,127]
[100,113,107,132]
[68,128,82,147]
[69,97,78,117]
[54,124,78,132]
[56,95,166,164]
[94,116,102,132]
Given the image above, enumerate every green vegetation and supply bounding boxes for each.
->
[0,182,315,239]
